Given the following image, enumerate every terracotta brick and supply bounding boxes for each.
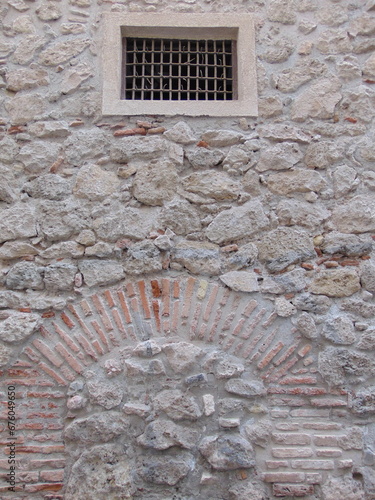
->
[91,321,110,351]
[15,445,65,454]
[151,279,162,298]
[291,459,334,470]
[272,434,311,445]
[242,298,258,318]
[280,376,318,385]
[117,290,132,323]
[33,340,64,368]
[37,362,67,386]
[182,277,196,318]
[60,312,75,329]
[104,289,115,308]
[67,305,95,339]
[54,343,84,374]
[314,435,340,446]
[24,482,63,492]
[152,300,161,332]
[311,397,347,407]
[266,460,289,468]
[272,448,314,458]
[203,284,219,322]
[263,472,306,483]
[258,341,284,369]
[316,449,342,457]
[138,280,151,319]
[40,470,64,482]
[273,483,314,497]
[161,278,171,317]
[92,295,114,331]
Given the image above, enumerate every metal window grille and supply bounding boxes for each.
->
[122,37,237,101]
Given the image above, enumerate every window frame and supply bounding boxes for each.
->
[102,13,258,117]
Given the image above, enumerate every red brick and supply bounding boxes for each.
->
[242,298,258,318]
[152,300,161,332]
[54,343,84,374]
[203,284,219,322]
[306,473,323,484]
[33,340,63,368]
[291,459,334,470]
[151,280,162,298]
[272,433,311,445]
[302,422,341,430]
[232,317,246,337]
[182,277,196,318]
[316,449,342,457]
[104,289,115,308]
[290,409,330,418]
[60,312,75,329]
[272,448,313,458]
[275,423,300,431]
[53,323,80,353]
[30,459,66,468]
[280,376,318,385]
[268,387,327,396]
[311,397,347,407]
[171,299,180,333]
[75,332,99,361]
[117,290,132,323]
[17,471,39,482]
[298,344,312,357]
[91,320,110,351]
[266,460,289,469]
[126,283,136,297]
[258,342,284,369]
[92,294,114,331]
[14,445,65,454]
[67,304,94,339]
[173,280,180,299]
[112,308,127,337]
[40,470,64,482]
[241,308,267,341]
[273,483,314,497]
[24,482,63,492]
[37,362,67,386]
[314,435,339,446]
[138,280,151,319]
[263,472,305,483]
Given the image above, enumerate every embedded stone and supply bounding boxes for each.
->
[86,378,124,409]
[291,77,342,121]
[74,164,120,201]
[110,137,167,163]
[273,58,327,93]
[223,145,252,169]
[132,340,162,357]
[12,15,35,34]
[225,379,266,397]
[244,419,273,448]
[215,358,245,379]
[310,269,360,297]
[0,313,41,343]
[79,260,125,287]
[219,271,259,293]
[332,164,358,197]
[276,199,330,229]
[317,5,348,26]
[294,312,319,339]
[85,242,113,258]
[305,141,344,169]
[322,315,356,344]
[172,240,221,275]
[6,262,44,290]
[133,160,178,206]
[0,342,13,368]
[256,142,303,172]
[259,124,312,143]
[363,52,375,78]
[12,35,46,65]
[44,263,77,291]
[154,389,202,420]
[332,196,375,234]
[275,297,297,317]
[229,481,268,500]
[268,169,327,194]
[163,342,202,373]
[185,147,224,169]
[164,121,196,144]
[159,198,201,235]
[349,14,375,36]
[41,241,85,259]
[123,241,162,275]
[23,174,71,200]
[18,141,61,173]
[357,328,375,350]
[201,130,244,147]
[5,67,49,92]
[352,387,375,415]
[316,29,353,54]
[258,96,283,118]
[64,412,129,444]
[61,62,93,94]
[103,359,123,378]
[341,298,375,319]
[28,121,70,138]
[199,435,255,470]
[64,129,108,165]
[154,234,172,251]
[207,201,269,245]
[36,1,62,21]
[360,262,375,292]
[138,453,192,485]
[336,55,362,81]
[319,346,375,386]
[38,38,90,65]
[183,171,241,201]
[5,94,46,125]
[261,36,294,63]
[124,358,166,376]
[122,402,150,417]
[257,227,315,272]
[0,241,38,260]
[267,0,296,24]
[321,232,372,257]
[222,242,259,272]
[322,476,365,500]
[137,419,199,450]
[0,137,19,164]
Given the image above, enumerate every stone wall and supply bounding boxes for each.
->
[0,0,375,498]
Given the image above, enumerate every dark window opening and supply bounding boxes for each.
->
[122,37,237,101]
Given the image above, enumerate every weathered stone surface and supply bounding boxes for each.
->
[12,15,35,34]
[137,419,199,450]
[133,340,161,357]
[64,129,108,165]
[332,165,358,197]
[0,313,41,343]
[64,412,129,444]
[123,241,162,275]
[259,124,312,143]
[133,160,178,206]
[41,241,85,259]
[5,67,49,92]
[222,242,259,272]
[183,171,241,201]
[291,77,342,121]
[0,137,19,164]
[201,130,244,147]
[257,227,315,272]
[86,378,124,409]
[44,263,77,291]
[12,35,46,65]
[349,13,375,36]
[65,445,135,500]
[317,29,353,54]
[206,201,269,245]
[332,196,375,233]
[357,328,375,350]
[215,358,244,379]
[275,296,297,317]
[23,174,71,200]
[61,62,93,94]
[0,241,38,260]
[258,96,283,117]
[341,298,375,319]
[268,168,327,194]
[159,198,201,235]
[85,242,113,258]
[294,312,319,339]
[38,38,90,65]
[352,387,375,415]
[322,315,356,345]
[223,145,252,169]
[322,233,372,257]
[363,52,375,78]
[5,94,46,125]
[124,358,166,376]
[219,271,259,293]
[225,379,266,397]
[164,121,196,144]
[322,476,365,500]
[36,1,62,20]
[267,0,296,24]
[153,389,202,420]
[74,164,119,201]
[110,137,167,163]
[0,342,13,368]
[244,419,273,448]
[310,269,360,297]
[139,453,192,485]
[28,121,70,138]
[277,199,330,229]
[229,481,268,500]
[317,5,348,26]
[6,262,44,290]
[18,141,61,173]
[172,240,220,275]
[199,435,255,470]
[79,260,125,287]
[163,342,202,373]
[256,142,303,172]
[185,147,224,169]
[336,55,362,81]
[261,36,294,63]
[273,58,326,93]
[319,346,375,386]
[361,262,375,292]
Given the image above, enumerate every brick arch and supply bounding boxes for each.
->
[2,277,351,499]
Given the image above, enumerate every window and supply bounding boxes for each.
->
[102,13,258,117]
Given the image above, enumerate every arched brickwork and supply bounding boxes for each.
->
[1,277,360,499]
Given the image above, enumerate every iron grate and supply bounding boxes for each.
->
[122,37,237,101]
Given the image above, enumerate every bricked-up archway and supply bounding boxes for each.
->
[1,277,359,499]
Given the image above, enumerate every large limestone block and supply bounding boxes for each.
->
[206,201,269,245]
[309,269,360,297]
[273,58,326,93]
[0,313,41,343]
[256,142,303,172]
[44,263,77,291]
[182,171,241,201]
[360,262,375,292]
[5,94,46,125]
[5,67,49,91]
[74,164,120,201]
[6,262,44,290]
[332,196,375,233]
[219,271,259,293]
[304,141,344,169]
[110,137,167,163]
[12,35,46,65]
[185,148,224,169]
[321,232,373,257]
[18,141,61,173]
[276,199,330,229]
[133,160,178,206]
[154,389,202,421]
[163,121,196,144]
[64,412,129,444]
[23,174,71,200]
[38,38,90,65]
[137,419,199,450]
[79,260,124,287]
[0,205,37,243]
[159,198,201,235]
[172,240,221,276]
[64,129,108,165]
[316,29,353,54]
[199,435,255,470]
[267,169,327,194]
[291,77,342,121]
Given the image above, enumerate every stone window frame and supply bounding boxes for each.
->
[102,13,258,117]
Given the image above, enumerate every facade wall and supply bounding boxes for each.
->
[0,0,375,498]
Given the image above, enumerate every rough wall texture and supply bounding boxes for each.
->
[0,0,375,498]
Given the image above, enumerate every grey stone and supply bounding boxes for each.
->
[363,52,375,79]
[153,389,202,421]
[64,412,129,444]
[310,269,361,297]
[352,387,375,415]
[38,199,91,242]
[36,1,62,20]
[28,121,70,138]
[357,328,375,350]
[207,201,269,245]
[12,35,46,65]
[138,453,193,485]
[110,137,167,163]
[0,342,13,368]
[6,262,44,291]
[18,141,61,173]
[256,142,303,172]
[137,419,199,450]
[5,94,46,125]
[258,96,283,118]
[154,234,172,251]
[223,145,252,170]
[74,164,120,201]
[219,271,259,293]
[242,170,262,196]
[317,5,348,26]
[0,137,19,164]
[267,169,327,194]
[5,67,49,92]
[317,29,353,54]
[257,227,315,272]
[64,129,108,166]
[124,241,162,275]
[332,196,375,233]
[122,402,150,417]
[185,147,224,169]
[273,58,327,93]
[86,378,124,409]
[361,262,375,292]
[79,260,125,287]
[103,359,123,378]
[267,0,296,24]
[341,299,375,319]
[185,373,207,386]
[225,379,266,397]
[199,434,255,470]
[322,316,356,345]
[172,240,221,276]
[259,124,312,143]
[293,293,331,314]
[124,358,166,376]
[322,233,373,257]
[44,263,77,291]
[61,62,93,94]
[222,243,259,272]
[261,36,294,63]
[0,313,41,343]
[0,292,67,311]
[38,38,90,65]
[132,340,161,357]
[229,481,268,500]
[201,130,244,147]
[319,346,375,386]
[85,242,113,258]
[163,342,202,373]
[41,241,85,259]
[215,358,245,379]
[183,171,241,201]
[275,297,297,317]
[133,160,178,206]
[244,419,273,448]
[160,198,201,235]
[164,121,196,144]
[294,312,319,339]
[276,199,330,229]
[273,269,307,294]
[322,476,365,500]
[0,241,38,260]
[23,174,71,200]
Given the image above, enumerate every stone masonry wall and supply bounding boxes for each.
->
[0,0,375,498]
